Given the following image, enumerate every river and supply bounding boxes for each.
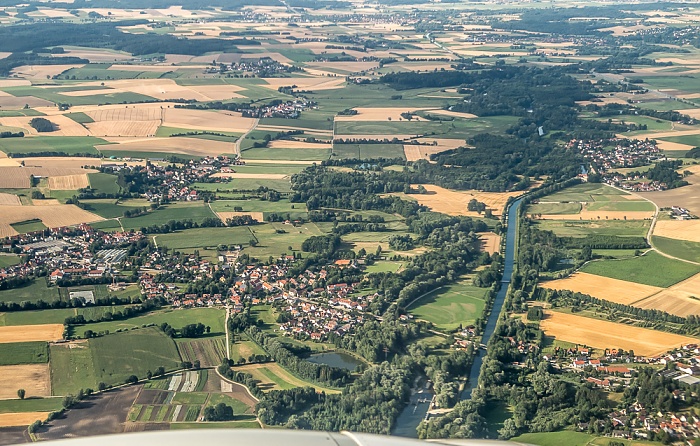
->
[392,197,523,437]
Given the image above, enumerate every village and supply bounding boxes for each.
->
[539,342,700,443]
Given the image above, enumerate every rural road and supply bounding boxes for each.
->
[234,118,259,157]
[225,306,231,360]
[608,183,700,265]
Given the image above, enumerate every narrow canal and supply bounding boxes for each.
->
[392,197,522,437]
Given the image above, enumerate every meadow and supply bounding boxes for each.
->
[407,280,487,331]
[120,202,218,230]
[0,136,108,156]
[0,279,61,304]
[89,328,182,384]
[0,397,63,414]
[652,236,700,264]
[532,219,650,238]
[155,226,254,250]
[0,342,49,366]
[88,173,121,194]
[543,183,628,202]
[581,251,700,288]
[331,144,406,160]
[72,307,226,338]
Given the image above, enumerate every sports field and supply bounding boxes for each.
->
[407,281,486,331]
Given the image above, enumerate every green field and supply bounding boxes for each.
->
[0,279,60,304]
[155,226,254,250]
[334,116,517,139]
[407,280,487,331]
[50,342,99,395]
[119,202,218,230]
[88,173,121,194]
[2,84,156,106]
[241,147,331,161]
[206,393,253,414]
[581,251,700,288]
[193,179,292,194]
[544,183,628,202]
[510,431,595,446]
[586,201,656,212]
[0,397,63,414]
[65,112,95,124]
[90,328,182,384]
[532,220,650,238]
[0,136,109,156]
[80,198,147,219]
[365,261,404,274]
[10,219,47,234]
[210,199,306,217]
[331,144,406,160]
[0,342,49,365]
[652,236,700,263]
[528,202,582,215]
[73,307,226,338]
[170,421,261,429]
[0,255,21,268]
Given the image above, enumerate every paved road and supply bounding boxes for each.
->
[234,118,260,157]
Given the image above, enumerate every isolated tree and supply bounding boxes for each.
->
[17,389,25,400]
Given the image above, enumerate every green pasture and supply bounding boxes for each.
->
[581,251,700,288]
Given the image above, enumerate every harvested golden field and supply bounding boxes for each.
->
[479,232,500,255]
[422,109,478,119]
[540,311,696,357]
[0,412,49,427]
[406,184,522,217]
[260,77,346,91]
[10,64,84,81]
[162,108,256,133]
[0,80,30,88]
[643,166,700,215]
[95,79,246,102]
[86,107,162,122]
[539,272,661,305]
[212,172,288,180]
[0,193,20,205]
[654,219,700,242]
[307,61,380,73]
[86,120,160,137]
[26,167,96,177]
[404,139,468,161]
[0,203,104,237]
[634,272,700,317]
[0,365,50,399]
[267,140,332,150]
[48,174,90,190]
[97,137,236,157]
[217,211,264,223]
[335,107,435,122]
[107,64,209,72]
[0,95,53,109]
[0,115,89,137]
[20,158,95,169]
[0,324,64,343]
[0,168,31,188]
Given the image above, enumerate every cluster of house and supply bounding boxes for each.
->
[140,156,234,202]
[570,138,672,191]
[657,345,700,385]
[240,97,316,120]
[165,255,374,341]
[579,403,700,442]
[203,57,301,77]
[572,138,665,171]
[0,225,144,284]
